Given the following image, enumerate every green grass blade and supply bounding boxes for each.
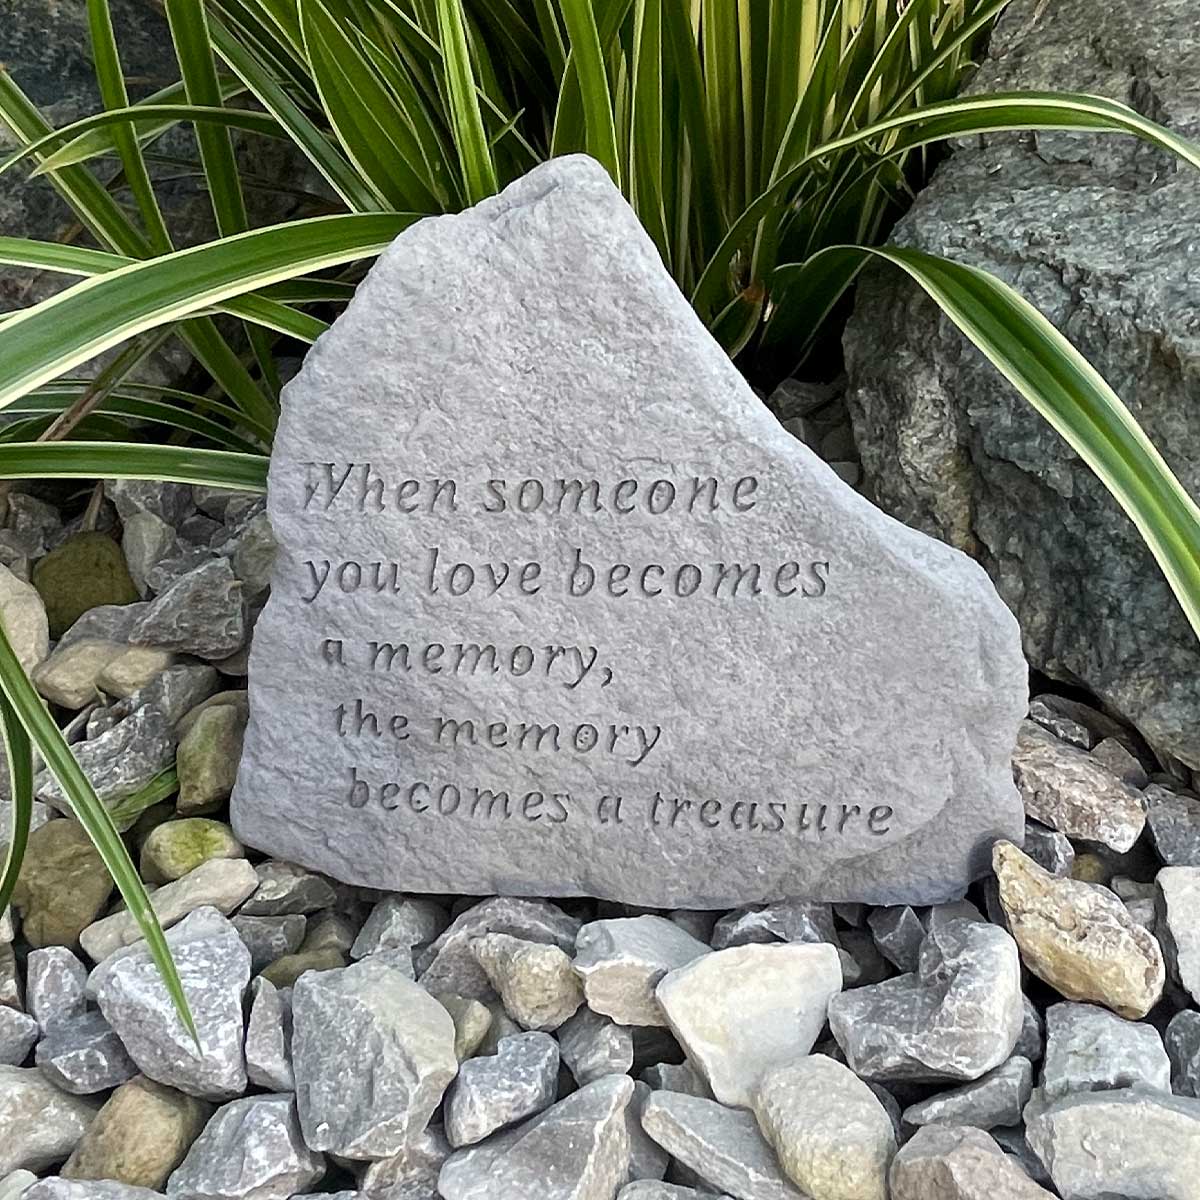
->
[0,443,267,490]
[107,767,180,831]
[436,0,499,203]
[0,214,412,409]
[558,0,621,184]
[0,690,33,916]
[0,622,197,1041]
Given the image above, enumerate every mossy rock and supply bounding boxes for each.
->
[140,817,245,883]
[12,818,114,948]
[32,531,140,638]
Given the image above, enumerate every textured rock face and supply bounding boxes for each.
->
[0,1066,100,1174]
[889,1125,1053,1200]
[234,155,1027,908]
[842,0,1200,769]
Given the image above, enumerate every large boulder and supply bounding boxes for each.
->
[842,0,1200,769]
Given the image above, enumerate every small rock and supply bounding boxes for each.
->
[0,1008,37,1065]
[35,1011,138,1093]
[659,943,842,1106]
[710,902,835,950]
[81,858,257,962]
[753,1054,895,1200]
[0,1065,100,1173]
[176,705,246,816]
[574,916,710,1027]
[1039,1001,1170,1102]
[829,919,1022,1082]
[130,560,245,659]
[292,958,457,1158]
[472,933,583,1031]
[625,1079,669,1184]
[97,646,177,700]
[0,564,48,673]
[229,512,277,601]
[640,1061,712,1100]
[558,1007,635,1084]
[641,1090,805,1200]
[439,1076,633,1200]
[868,906,926,972]
[1026,1088,1200,1200]
[1157,866,1200,1004]
[1022,822,1075,877]
[1012,721,1146,851]
[417,898,580,1000]
[1029,696,1118,750]
[0,1172,36,1200]
[903,1057,1032,1130]
[58,605,144,650]
[230,915,306,974]
[1091,737,1150,788]
[123,510,177,597]
[140,819,245,884]
[245,978,293,1091]
[32,533,139,639]
[259,947,345,989]
[300,910,359,957]
[435,994,493,1061]
[1015,997,1044,1063]
[1167,1010,1200,1099]
[239,862,336,917]
[445,1032,559,1147]
[993,841,1165,1019]
[33,639,126,709]
[24,1179,160,1200]
[1146,785,1200,867]
[166,1093,324,1200]
[351,896,447,960]
[92,907,251,1099]
[618,1183,727,1199]
[8,494,62,557]
[356,1124,449,1197]
[25,947,87,1035]
[11,821,113,948]
[107,480,195,528]
[889,1124,1053,1199]
[0,945,20,1009]
[62,1076,211,1189]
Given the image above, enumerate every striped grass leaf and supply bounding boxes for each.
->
[0,443,268,490]
[0,689,33,916]
[436,0,500,203]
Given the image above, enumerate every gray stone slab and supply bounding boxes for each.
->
[232,156,1027,908]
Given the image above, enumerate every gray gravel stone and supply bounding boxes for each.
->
[0,945,19,1010]
[356,1124,450,1198]
[829,919,1022,1082]
[107,481,195,528]
[0,1066,100,1173]
[33,639,126,710]
[558,1007,635,1085]
[233,156,1027,908]
[868,906,925,972]
[574,916,710,1027]
[472,933,583,1031]
[0,1172,36,1200]
[1147,785,1200,867]
[292,957,457,1159]
[123,510,178,597]
[445,1032,559,1147]
[709,902,835,950]
[753,1055,896,1200]
[1091,737,1150,789]
[351,897,447,961]
[903,1057,1032,1130]
[245,979,293,1092]
[35,1011,137,1094]
[91,907,250,1100]
[0,1008,37,1066]
[1167,1010,1200,1098]
[639,1061,712,1100]
[0,565,48,674]
[239,861,336,917]
[640,1091,805,1200]
[24,1179,160,1200]
[435,993,493,1061]
[1021,823,1074,877]
[658,943,842,1107]
[1157,866,1200,1003]
[1011,721,1146,851]
[1015,998,1044,1063]
[1026,1088,1200,1200]
[1040,1002,1171,1102]
[167,1093,324,1200]
[618,1185,729,1199]
[130,560,245,659]
[889,1124,1053,1199]
[439,1075,634,1200]
[230,915,306,974]
[624,1079,669,1185]
[89,666,220,739]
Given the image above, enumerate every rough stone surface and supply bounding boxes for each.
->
[439,1075,633,1200]
[239,861,336,917]
[709,901,835,951]
[829,919,1022,1082]
[11,821,113,948]
[1147,785,1200,867]
[641,1091,805,1200]
[124,510,178,597]
[130,560,245,659]
[62,1077,211,1189]
[841,0,1200,770]
[618,1186,729,1199]
[245,979,293,1092]
[291,957,457,1159]
[24,1180,160,1200]
[1021,822,1074,877]
[558,1007,635,1085]
[1039,1002,1171,1101]
[233,156,1028,907]
[574,917,710,1027]
[752,1055,895,1200]
[33,639,126,709]
[657,943,842,1106]
[994,841,1165,1018]
[356,1124,450,1198]
[0,1066,100,1174]
[35,1011,138,1094]
[1167,1010,1200,1098]
[176,705,246,816]
[140,819,245,884]
[436,994,493,1061]
[889,1125,1053,1199]
[472,933,583,1031]
[32,534,139,639]
[81,858,257,962]
[166,1094,324,1200]
[230,915,307,974]
[0,1173,36,1200]
[1011,722,1146,851]
[351,896,447,961]
[0,563,49,673]
[1026,1088,1200,1200]
[868,906,926,972]
[97,646,177,699]
[444,1032,559,1147]
[903,1056,1033,1130]
[0,1007,38,1066]
[1157,866,1200,1003]
[91,907,251,1099]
